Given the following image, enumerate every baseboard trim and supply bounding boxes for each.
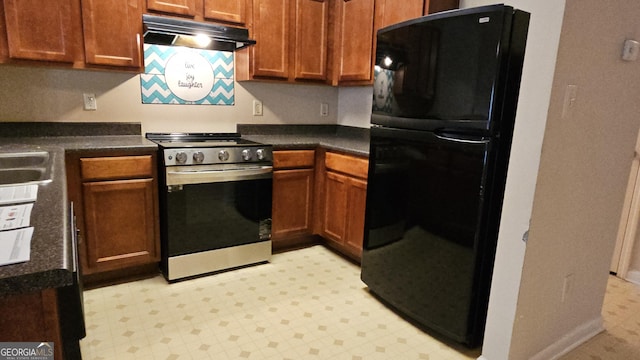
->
[476,317,604,360]
[530,316,604,360]
[625,269,640,285]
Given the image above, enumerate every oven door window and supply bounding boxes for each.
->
[165,178,272,257]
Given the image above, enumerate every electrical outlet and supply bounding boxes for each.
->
[320,103,329,117]
[253,100,263,116]
[561,273,575,302]
[83,93,97,111]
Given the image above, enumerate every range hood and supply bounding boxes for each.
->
[142,14,256,52]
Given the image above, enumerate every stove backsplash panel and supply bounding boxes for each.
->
[141,44,234,105]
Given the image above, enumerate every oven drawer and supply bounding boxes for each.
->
[81,155,153,181]
[273,150,315,169]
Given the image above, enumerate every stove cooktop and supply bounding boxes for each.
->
[146,132,272,166]
[146,133,262,148]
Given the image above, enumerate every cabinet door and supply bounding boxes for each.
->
[332,0,375,84]
[204,0,245,24]
[146,0,196,16]
[82,179,159,273]
[424,0,459,15]
[344,177,367,256]
[252,0,289,79]
[293,0,328,81]
[3,0,79,62]
[323,171,348,243]
[376,0,423,29]
[0,2,8,61]
[272,168,315,239]
[82,0,142,68]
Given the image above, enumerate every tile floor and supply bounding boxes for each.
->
[80,245,640,360]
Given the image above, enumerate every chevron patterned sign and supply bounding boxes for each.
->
[141,44,234,105]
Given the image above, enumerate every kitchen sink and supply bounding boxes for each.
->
[0,151,52,186]
[0,151,49,169]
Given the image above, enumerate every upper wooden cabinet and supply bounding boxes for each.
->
[238,0,328,83]
[147,0,197,17]
[329,0,375,85]
[376,0,460,29]
[425,0,459,15]
[2,0,82,63]
[146,0,248,25]
[0,0,144,70]
[204,0,246,24]
[375,0,423,30]
[293,0,328,81]
[250,0,289,79]
[82,0,143,69]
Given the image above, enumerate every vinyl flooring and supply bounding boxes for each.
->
[79,245,640,360]
[560,275,640,360]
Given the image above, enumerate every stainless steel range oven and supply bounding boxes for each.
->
[146,133,273,282]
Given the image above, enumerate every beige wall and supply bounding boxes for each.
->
[337,86,373,128]
[0,64,352,132]
[463,0,640,359]
[510,1,640,358]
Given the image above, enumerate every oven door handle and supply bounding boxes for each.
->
[166,166,273,185]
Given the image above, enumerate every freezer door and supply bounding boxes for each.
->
[361,126,495,346]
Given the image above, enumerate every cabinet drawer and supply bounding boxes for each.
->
[325,152,368,179]
[273,150,316,169]
[81,155,153,181]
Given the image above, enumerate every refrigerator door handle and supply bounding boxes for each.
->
[434,131,491,144]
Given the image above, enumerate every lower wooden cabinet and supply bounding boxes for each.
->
[271,148,368,260]
[272,169,314,239]
[82,178,158,271]
[0,289,64,359]
[320,151,368,260]
[66,151,160,285]
[323,172,367,257]
[271,150,316,250]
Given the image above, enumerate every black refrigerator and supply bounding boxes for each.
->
[361,5,530,347]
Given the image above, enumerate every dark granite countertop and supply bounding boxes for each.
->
[0,145,74,295]
[238,124,370,157]
[0,123,156,295]
[0,135,157,152]
[0,122,366,294]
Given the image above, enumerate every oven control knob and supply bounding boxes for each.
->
[241,149,252,161]
[256,149,266,161]
[218,150,230,161]
[193,151,205,164]
[175,151,188,164]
